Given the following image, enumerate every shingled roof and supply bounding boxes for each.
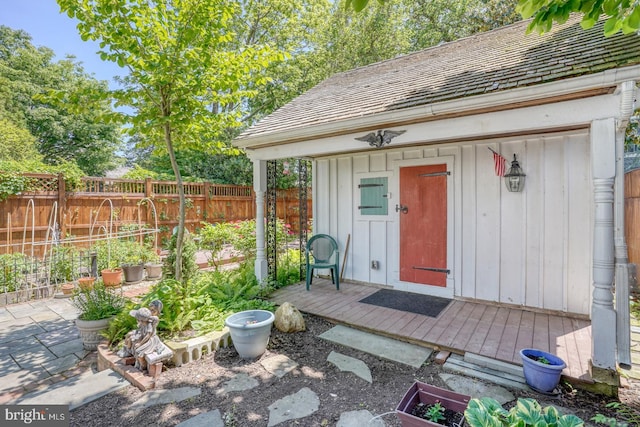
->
[238,16,640,141]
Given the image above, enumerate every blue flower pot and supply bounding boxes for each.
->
[519,348,566,393]
[225,310,275,359]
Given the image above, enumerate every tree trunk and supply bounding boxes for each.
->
[164,121,185,282]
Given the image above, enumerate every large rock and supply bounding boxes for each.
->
[274,302,306,333]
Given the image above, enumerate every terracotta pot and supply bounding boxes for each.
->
[60,283,75,295]
[101,268,123,287]
[78,277,96,290]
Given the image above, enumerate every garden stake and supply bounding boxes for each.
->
[340,234,350,281]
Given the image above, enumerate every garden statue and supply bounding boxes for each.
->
[117,299,173,374]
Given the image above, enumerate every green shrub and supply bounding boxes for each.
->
[71,282,126,321]
[49,245,83,283]
[274,248,303,288]
[103,300,138,346]
[0,253,29,292]
[138,261,273,339]
[163,229,199,283]
[198,222,235,268]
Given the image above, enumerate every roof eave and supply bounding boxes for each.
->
[234,65,640,150]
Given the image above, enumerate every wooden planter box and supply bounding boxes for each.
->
[396,381,470,427]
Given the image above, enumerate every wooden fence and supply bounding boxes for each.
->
[0,173,311,257]
[626,169,640,268]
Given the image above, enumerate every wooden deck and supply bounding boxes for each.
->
[270,280,593,383]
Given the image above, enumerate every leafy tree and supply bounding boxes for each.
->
[0,26,122,175]
[58,0,282,281]
[0,119,42,162]
[517,0,640,36]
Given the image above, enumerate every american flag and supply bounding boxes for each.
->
[493,151,506,177]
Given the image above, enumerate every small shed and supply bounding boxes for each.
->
[233,17,640,383]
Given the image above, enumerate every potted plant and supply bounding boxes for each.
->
[78,276,96,290]
[225,309,275,359]
[50,245,78,284]
[120,241,145,284]
[519,348,566,393]
[396,381,470,427]
[71,281,126,350]
[143,248,163,280]
[102,264,123,287]
[60,282,75,295]
[93,239,124,287]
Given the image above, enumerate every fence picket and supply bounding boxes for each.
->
[0,173,311,257]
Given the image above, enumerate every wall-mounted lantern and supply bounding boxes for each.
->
[504,154,525,192]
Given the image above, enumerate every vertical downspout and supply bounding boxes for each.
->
[614,80,636,369]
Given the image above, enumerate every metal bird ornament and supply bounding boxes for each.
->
[355,129,406,148]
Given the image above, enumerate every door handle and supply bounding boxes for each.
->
[396,204,408,214]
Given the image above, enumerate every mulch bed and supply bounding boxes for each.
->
[70,313,639,427]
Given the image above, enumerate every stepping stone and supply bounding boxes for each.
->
[0,308,14,323]
[36,325,79,346]
[12,345,57,369]
[0,336,40,356]
[176,409,224,427]
[267,387,319,427]
[261,354,298,378]
[16,369,128,410]
[319,325,432,368]
[0,366,49,394]
[42,353,80,376]
[216,372,259,395]
[49,338,84,358]
[328,351,372,383]
[439,373,515,405]
[337,410,386,427]
[29,310,61,323]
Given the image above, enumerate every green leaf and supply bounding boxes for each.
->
[557,414,585,427]
[603,16,623,36]
[350,0,370,12]
[603,0,621,15]
[512,399,545,425]
[626,7,640,30]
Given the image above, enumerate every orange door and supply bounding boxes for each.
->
[399,164,448,287]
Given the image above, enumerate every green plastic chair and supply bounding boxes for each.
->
[305,234,340,291]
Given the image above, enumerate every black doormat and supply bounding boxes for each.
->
[359,289,451,318]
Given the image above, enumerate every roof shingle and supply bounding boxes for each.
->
[239,17,640,140]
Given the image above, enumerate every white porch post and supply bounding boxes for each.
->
[253,160,268,283]
[614,81,636,370]
[590,118,618,385]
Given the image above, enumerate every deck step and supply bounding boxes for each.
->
[464,353,524,377]
[443,354,529,391]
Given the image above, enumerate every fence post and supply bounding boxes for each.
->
[204,182,210,223]
[57,173,67,238]
[145,178,153,198]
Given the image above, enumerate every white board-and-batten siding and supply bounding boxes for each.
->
[312,130,592,315]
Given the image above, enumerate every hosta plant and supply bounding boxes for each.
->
[464,397,584,427]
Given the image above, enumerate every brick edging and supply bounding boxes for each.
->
[97,343,157,391]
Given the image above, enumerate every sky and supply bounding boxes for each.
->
[1,0,125,88]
